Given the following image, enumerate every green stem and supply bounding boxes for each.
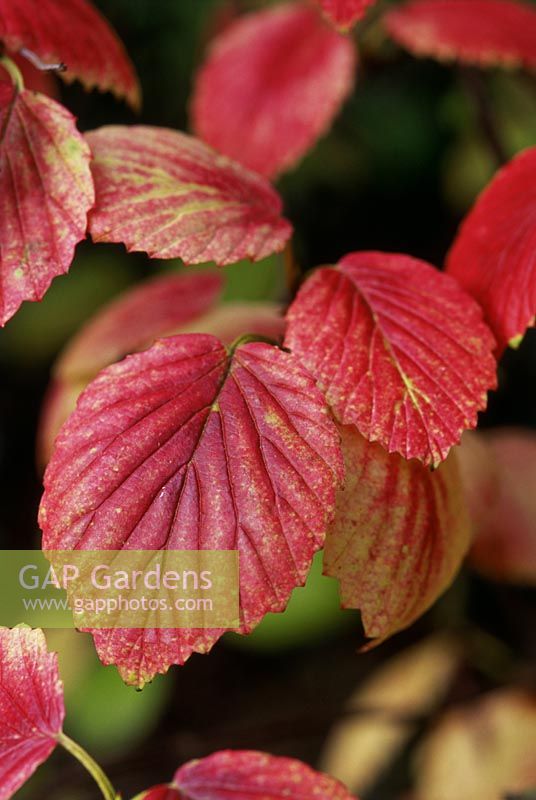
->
[0,54,24,91]
[57,732,118,800]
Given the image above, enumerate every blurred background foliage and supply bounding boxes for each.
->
[1,1,535,798]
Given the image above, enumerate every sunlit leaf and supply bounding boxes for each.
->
[415,689,536,800]
[86,126,292,265]
[191,3,356,178]
[0,626,64,799]
[0,82,94,326]
[385,0,536,69]
[447,146,536,354]
[458,429,536,585]
[0,0,140,108]
[315,0,376,30]
[285,251,497,466]
[324,426,471,644]
[39,335,343,686]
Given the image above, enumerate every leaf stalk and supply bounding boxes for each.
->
[57,732,119,800]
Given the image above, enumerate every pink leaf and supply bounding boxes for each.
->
[191,3,356,178]
[0,0,140,108]
[446,146,536,354]
[86,126,292,266]
[172,750,357,799]
[0,627,64,799]
[39,335,343,686]
[316,0,376,31]
[0,82,94,326]
[284,251,497,466]
[325,427,471,645]
[385,0,536,69]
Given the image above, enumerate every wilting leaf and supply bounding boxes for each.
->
[37,271,285,465]
[320,636,461,795]
[0,83,94,326]
[324,427,471,644]
[0,626,64,799]
[39,335,343,685]
[0,0,140,108]
[447,146,536,354]
[164,750,357,799]
[285,251,497,466]
[415,689,536,800]
[385,0,536,69]
[191,3,356,178]
[86,126,292,265]
[315,0,376,30]
[458,429,536,585]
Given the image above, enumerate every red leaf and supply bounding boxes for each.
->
[0,83,94,326]
[284,251,497,467]
[86,125,292,265]
[191,3,356,178]
[316,0,376,30]
[0,0,140,108]
[0,626,64,799]
[37,270,223,465]
[324,427,471,645]
[446,146,536,354]
[172,750,357,799]
[37,272,286,467]
[458,429,536,585]
[39,335,343,686]
[385,0,536,69]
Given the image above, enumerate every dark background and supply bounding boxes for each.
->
[1,1,535,797]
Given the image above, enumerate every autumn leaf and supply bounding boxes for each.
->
[39,334,343,686]
[384,0,536,69]
[324,426,471,644]
[284,251,497,466]
[191,2,356,178]
[0,626,64,800]
[415,689,536,800]
[458,429,536,585]
[86,126,292,266]
[0,82,94,326]
[315,0,376,31]
[446,146,536,354]
[320,636,461,796]
[0,0,141,108]
[145,750,357,799]
[37,271,285,465]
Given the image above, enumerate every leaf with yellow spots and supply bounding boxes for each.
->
[0,626,65,799]
[0,82,94,326]
[135,750,358,799]
[39,334,343,686]
[85,125,292,266]
[284,251,497,466]
[324,426,471,645]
